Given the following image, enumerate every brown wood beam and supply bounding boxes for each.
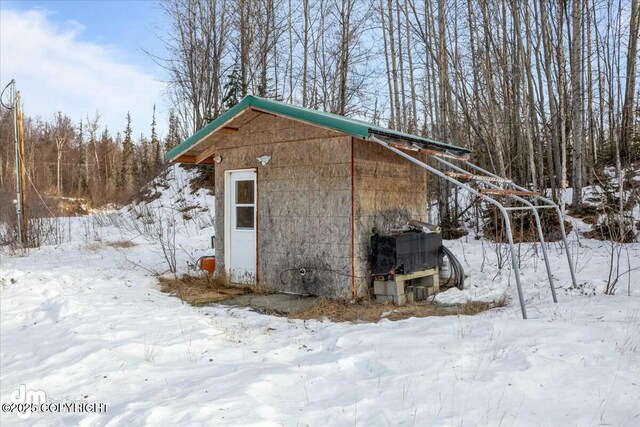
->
[421,148,468,160]
[249,107,277,117]
[219,126,239,134]
[445,171,512,183]
[390,142,419,151]
[389,141,469,161]
[196,144,219,164]
[479,188,540,197]
[172,155,216,165]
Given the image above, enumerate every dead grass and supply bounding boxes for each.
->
[159,275,505,322]
[158,274,250,306]
[289,296,505,322]
[106,240,137,248]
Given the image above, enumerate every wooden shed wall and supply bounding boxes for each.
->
[214,113,354,297]
[352,137,429,296]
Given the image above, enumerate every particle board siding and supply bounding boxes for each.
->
[352,137,429,296]
[214,112,353,298]
[217,113,343,151]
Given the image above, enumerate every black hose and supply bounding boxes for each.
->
[442,245,465,290]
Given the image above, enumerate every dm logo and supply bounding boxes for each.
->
[10,384,47,420]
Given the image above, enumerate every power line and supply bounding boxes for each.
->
[0,80,15,110]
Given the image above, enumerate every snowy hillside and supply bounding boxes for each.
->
[99,164,216,275]
[1,165,639,425]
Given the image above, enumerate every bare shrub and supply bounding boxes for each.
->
[483,205,573,243]
[148,211,178,274]
[0,209,66,250]
[27,217,66,247]
[584,215,636,243]
[125,205,179,274]
[582,173,638,295]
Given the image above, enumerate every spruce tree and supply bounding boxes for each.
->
[121,113,134,192]
[164,111,180,155]
[222,67,242,111]
[139,134,150,184]
[151,105,162,173]
[99,127,110,187]
[76,120,87,194]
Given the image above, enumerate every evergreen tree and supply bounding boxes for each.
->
[222,66,242,111]
[76,120,88,194]
[121,113,135,192]
[164,111,181,155]
[98,127,110,190]
[139,134,150,184]
[151,105,162,172]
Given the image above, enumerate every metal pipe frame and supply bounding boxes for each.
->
[462,160,578,288]
[431,156,558,303]
[368,136,529,319]
[501,205,556,212]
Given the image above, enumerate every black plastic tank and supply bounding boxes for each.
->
[370,230,442,275]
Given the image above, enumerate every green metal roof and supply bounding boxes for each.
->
[166,95,470,161]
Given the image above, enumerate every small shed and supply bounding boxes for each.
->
[167,96,469,299]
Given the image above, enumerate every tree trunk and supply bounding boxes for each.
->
[380,0,395,128]
[557,0,569,210]
[571,0,584,210]
[387,0,401,130]
[302,0,310,106]
[57,149,62,194]
[620,0,640,161]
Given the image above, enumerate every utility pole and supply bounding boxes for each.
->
[9,80,28,246]
[16,91,28,244]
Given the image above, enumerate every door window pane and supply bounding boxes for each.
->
[236,207,254,229]
[236,180,254,204]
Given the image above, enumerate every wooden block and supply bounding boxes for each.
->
[394,268,438,282]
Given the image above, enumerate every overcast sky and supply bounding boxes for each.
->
[0,0,169,137]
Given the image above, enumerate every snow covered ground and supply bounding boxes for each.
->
[1,166,639,426]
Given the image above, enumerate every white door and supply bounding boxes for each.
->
[226,170,257,284]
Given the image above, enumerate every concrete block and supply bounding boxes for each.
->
[388,281,405,295]
[406,291,414,304]
[413,286,427,300]
[373,281,388,295]
[392,294,407,306]
[373,280,404,296]
[431,273,440,293]
[376,295,392,303]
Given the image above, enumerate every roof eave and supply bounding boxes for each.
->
[367,129,471,155]
[166,95,471,162]
[165,97,253,162]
